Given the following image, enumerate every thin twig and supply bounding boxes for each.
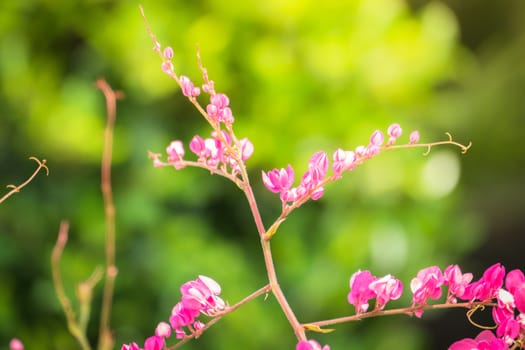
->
[51,221,92,350]
[0,157,48,204]
[304,300,497,329]
[95,78,123,350]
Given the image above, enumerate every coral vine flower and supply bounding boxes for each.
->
[409,130,420,144]
[122,275,226,349]
[179,76,201,97]
[410,266,444,317]
[448,330,506,350]
[143,335,165,350]
[463,263,505,301]
[444,264,473,302]
[369,274,403,310]
[348,270,377,313]
[207,93,234,125]
[121,343,140,350]
[262,165,295,193]
[9,339,24,350]
[296,339,331,350]
[262,123,424,206]
[239,137,254,161]
[332,148,356,177]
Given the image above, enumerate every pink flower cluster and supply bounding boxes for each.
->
[448,266,525,349]
[296,339,330,350]
[121,275,225,350]
[262,123,420,207]
[449,330,506,350]
[411,264,506,317]
[347,270,403,314]
[150,47,254,178]
[152,130,253,176]
[348,264,525,348]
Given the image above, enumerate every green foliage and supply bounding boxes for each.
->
[1,0,524,349]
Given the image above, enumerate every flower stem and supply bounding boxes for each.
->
[304,300,496,329]
[95,78,124,350]
[239,167,306,340]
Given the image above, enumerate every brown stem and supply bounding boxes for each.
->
[304,300,496,329]
[0,157,48,204]
[95,78,123,350]
[51,221,92,350]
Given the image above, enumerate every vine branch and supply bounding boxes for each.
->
[0,157,48,204]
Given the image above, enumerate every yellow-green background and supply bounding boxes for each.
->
[1,0,524,349]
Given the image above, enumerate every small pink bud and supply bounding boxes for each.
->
[355,145,366,157]
[121,343,140,350]
[409,130,420,144]
[370,130,384,147]
[308,151,328,175]
[144,335,165,350]
[387,123,402,138]
[189,135,206,157]
[332,149,356,175]
[155,321,171,338]
[163,47,174,60]
[210,93,229,109]
[180,76,201,97]
[9,339,24,350]
[202,80,215,94]
[166,140,185,163]
[161,61,174,74]
[239,138,254,161]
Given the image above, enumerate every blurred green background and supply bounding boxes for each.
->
[1,0,524,349]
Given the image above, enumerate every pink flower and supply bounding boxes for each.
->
[203,138,222,167]
[514,283,525,313]
[355,145,366,157]
[121,343,141,350]
[207,93,234,124]
[169,302,198,329]
[189,135,206,159]
[166,140,185,169]
[387,123,403,146]
[180,276,225,315]
[387,123,402,139]
[155,321,171,338]
[495,317,520,344]
[9,339,24,350]
[448,330,506,350]
[296,339,330,350]
[348,270,377,314]
[179,76,201,97]
[161,61,174,74]
[280,186,305,203]
[369,130,384,147]
[262,165,295,193]
[464,263,505,301]
[410,266,444,317]
[163,47,174,60]
[444,264,473,302]
[369,274,403,310]
[210,93,229,109]
[505,269,525,313]
[144,335,165,350]
[308,151,328,177]
[409,130,420,144]
[505,269,525,295]
[332,149,356,176]
[239,137,254,161]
